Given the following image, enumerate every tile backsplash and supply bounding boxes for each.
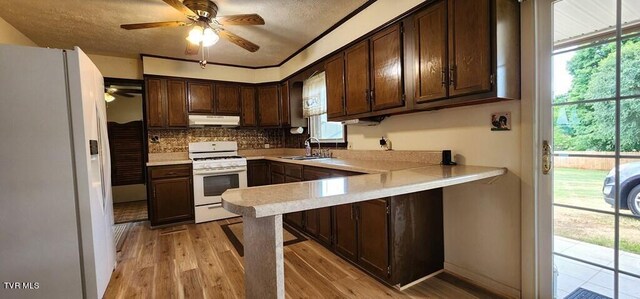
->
[148,128,284,153]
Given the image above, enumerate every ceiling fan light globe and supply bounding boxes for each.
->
[187,25,204,44]
[201,28,219,47]
[104,93,116,102]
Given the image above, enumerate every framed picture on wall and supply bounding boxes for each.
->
[491,112,511,131]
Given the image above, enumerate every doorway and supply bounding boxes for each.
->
[104,78,148,224]
[547,0,640,298]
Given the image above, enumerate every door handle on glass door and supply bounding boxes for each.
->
[542,140,552,175]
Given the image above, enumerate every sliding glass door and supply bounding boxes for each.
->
[551,0,640,298]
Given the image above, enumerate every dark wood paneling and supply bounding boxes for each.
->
[240,86,257,127]
[187,81,214,113]
[167,79,188,127]
[145,78,165,128]
[414,1,448,103]
[317,207,332,247]
[280,82,290,126]
[325,54,346,119]
[215,83,241,115]
[257,85,280,126]
[448,0,491,97]
[108,121,145,186]
[390,189,444,286]
[334,204,358,262]
[357,199,390,280]
[247,160,270,187]
[370,24,404,111]
[344,40,371,116]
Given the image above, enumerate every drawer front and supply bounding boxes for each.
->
[195,203,238,223]
[270,162,285,175]
[285,164,303,179]
[150,165,191,179]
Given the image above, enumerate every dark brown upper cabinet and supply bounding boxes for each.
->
[414,1,448,103]
[257,85,280,127]
[325,54,346,119]
[215,83,241,115]
[145,77,188,129]
[412,0,520,109]
[279,81,290,127]
[166,80,188,127]
[187,81,214,114]
[447,0,491,97]
[145,78,164,128]
[240,86,257,127]
[370,24,404,111]
[344,40,371,116]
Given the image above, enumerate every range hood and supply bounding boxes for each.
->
[188,115,240,127]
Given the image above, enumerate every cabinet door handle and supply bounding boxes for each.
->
[449,65,455,86]
[370,89,375,103]
[441,69,447,86]
[364,90,369,102]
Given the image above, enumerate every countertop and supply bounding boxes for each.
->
[222,164,507,218]
[245,155,431,173]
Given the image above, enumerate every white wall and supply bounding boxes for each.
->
[88,54,143,80]
[0,16,37,46]
[106,95,143,124]
[349,101,522,296]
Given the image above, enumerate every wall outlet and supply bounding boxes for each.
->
[264,143,270,149]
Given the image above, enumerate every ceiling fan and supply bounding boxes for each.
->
[104,85,142,102]
[120,0,264,67]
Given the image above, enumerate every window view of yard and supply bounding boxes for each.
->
[554,167,640,255]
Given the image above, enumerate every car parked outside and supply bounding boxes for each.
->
[603,162,640,216]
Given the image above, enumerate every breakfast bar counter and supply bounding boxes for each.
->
[221,163,507,299]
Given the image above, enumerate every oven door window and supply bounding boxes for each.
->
[203,174,240,197]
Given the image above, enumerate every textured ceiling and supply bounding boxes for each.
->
[0,0,368,67]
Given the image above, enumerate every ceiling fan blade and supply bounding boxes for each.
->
[162,0,196,17]
[185,42,200,55]
[218,29,260,52]
[120,21,188,30]
[113,92,135,98]
[112,89,142,94]
[216,14,265,25]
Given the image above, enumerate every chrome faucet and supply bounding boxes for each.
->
[305,137,321,157]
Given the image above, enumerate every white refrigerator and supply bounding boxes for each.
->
[0,45,116,299]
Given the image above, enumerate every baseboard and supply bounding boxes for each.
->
[397,269,444,291]
[444,262,521,299]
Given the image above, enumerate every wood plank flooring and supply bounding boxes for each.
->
[104,219,504,298]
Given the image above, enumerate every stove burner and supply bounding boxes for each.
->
[192,156,244,161]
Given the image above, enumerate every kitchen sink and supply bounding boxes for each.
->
[279,156,330,161]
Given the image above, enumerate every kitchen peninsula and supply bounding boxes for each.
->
[222,158,506,299]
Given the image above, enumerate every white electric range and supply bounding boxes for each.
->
[188,141,247,223]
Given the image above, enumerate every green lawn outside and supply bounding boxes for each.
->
[554,167,640,255]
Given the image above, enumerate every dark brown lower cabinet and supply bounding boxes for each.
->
[357,199,390,279]
[334,189,444,286]
[247,160,270,187]
[334,203,358,261]
[258,160,443,287]
[148,164,194,226]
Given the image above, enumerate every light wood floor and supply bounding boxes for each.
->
[104,219,503,298]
